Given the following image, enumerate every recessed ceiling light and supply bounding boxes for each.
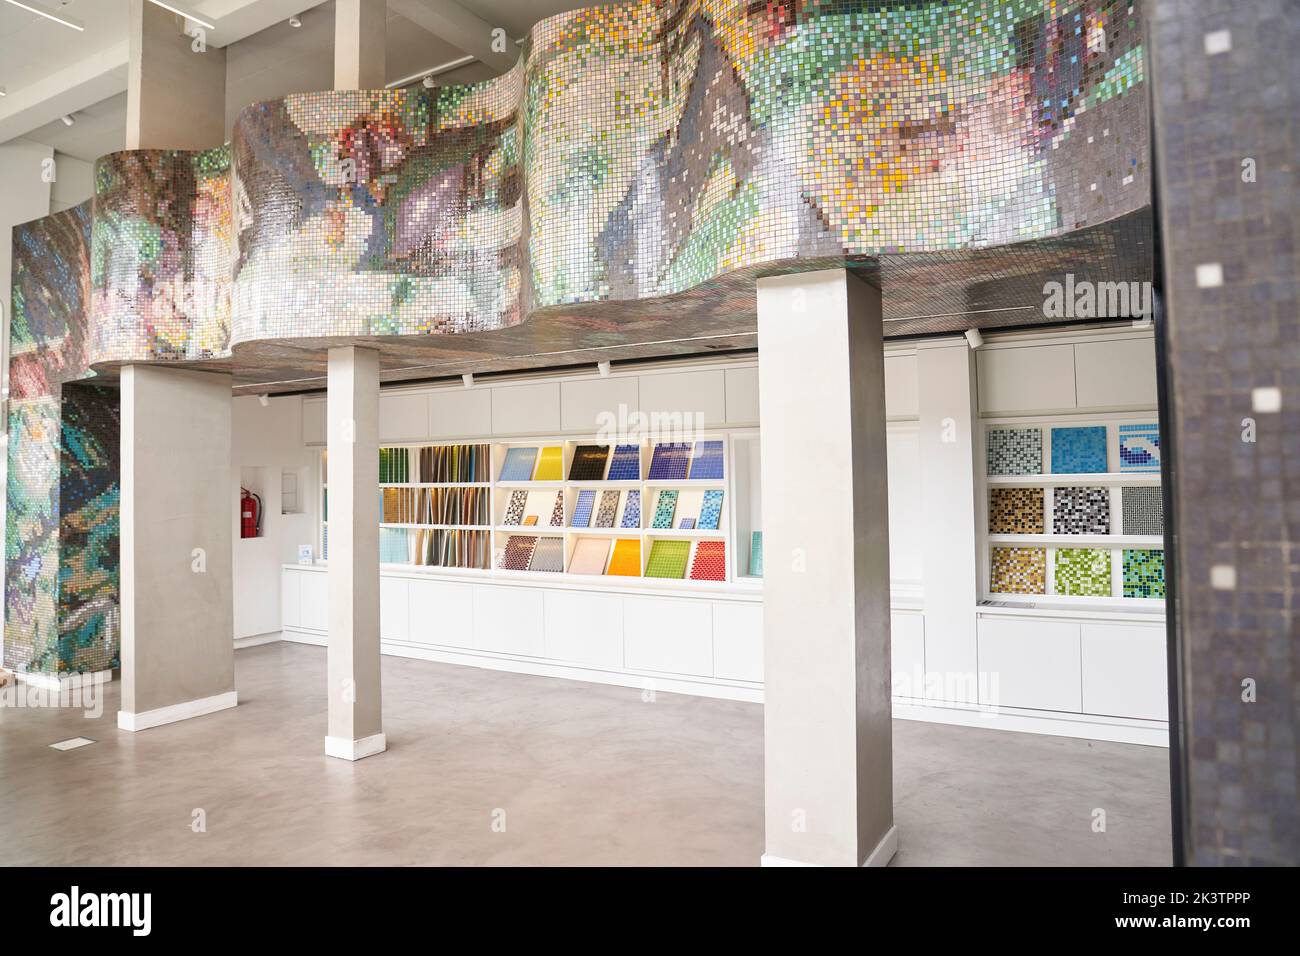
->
[288,16,301,28]
[1,0,85,31]
[146,1,216,31]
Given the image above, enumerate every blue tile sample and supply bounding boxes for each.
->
[571,489,596,528]
[1118,423,1160,472]
[606,444,641,481]
[698,490,724,530]
[688,440,725,479]
[620,490,641,528]
[499,446,538,481]
[1051,426,1107,474]
[647,442,691,479]
[987,428,1042,476]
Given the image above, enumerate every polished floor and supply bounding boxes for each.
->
[0,643,1171,866]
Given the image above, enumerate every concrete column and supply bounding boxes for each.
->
[126,0,226,150]
[335,0,387,90]
[325,346,385,760]
[119,366,236,730]
[916,341,980,703]
[756,269,896,867]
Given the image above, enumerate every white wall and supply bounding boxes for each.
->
[49,153,95,214]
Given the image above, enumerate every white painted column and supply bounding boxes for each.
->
[757,269,896,867]
[325,346,385,760]
[126,0,226,150]
[916,342,980,702]
[335,0,387,90]
[119,367,236,730]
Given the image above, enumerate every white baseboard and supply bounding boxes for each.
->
[16,668,115,691]
[234,631,282,649]
[117,691,238,732]
[760,825,898,868]
[891,698,1169,747]
[325,732,387,761]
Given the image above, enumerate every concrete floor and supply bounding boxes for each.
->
[0,642,1172,866]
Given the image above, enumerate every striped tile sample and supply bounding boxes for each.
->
[606,539,642,577]
[1122,486,1163,535]
[989,487,1043,534]
[645,539,690,579]
[499,447,538,481]
[500,535,538,571]
[651,490,678,529]
[528,536,565,573]
[987,428,1042,476]
[698,490,724,530]
[688,440,725,479]
[1052,486,1110,534]
[1054,548,1112,596]
[989,546,1046,594]
[549,490,565,527]
[568,537,611,575]
[534,446,563,480]
[606,444,641,481]
[647,442,691,479]
[1118,423,1160,472]
[571,489,597,528]
[503,490,527,525]
[620,489,641,528]
[1123,548,1165,598]
[1051,426,1107,474]
[568,444,610,481]
[594,490,620,528]
[689,540,726,581]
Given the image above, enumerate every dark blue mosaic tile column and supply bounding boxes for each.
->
[1147,0,1300,865]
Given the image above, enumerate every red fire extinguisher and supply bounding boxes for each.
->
[240,488,262,539]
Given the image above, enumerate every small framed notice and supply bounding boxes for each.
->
[297,545,314,565]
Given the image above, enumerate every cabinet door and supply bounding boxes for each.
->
[281,569,303,629]
[473,586,545,657]
[890,612,925,699]
[408,580,474,649]
[712,602,762,682]
[543,590,623,669]
[300,572,329,632]
[977,617,1081,712]
[624,597,713,677]
[379,577,410,642]
[1081,623,1168,720]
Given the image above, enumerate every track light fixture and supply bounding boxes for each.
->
[146,1,215,31]
[59,114,74,126]
[288,16,301,28]
[964,328,984,350]
[462,373,474,389]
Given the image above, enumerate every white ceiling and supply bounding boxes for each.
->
[0,0,591,162]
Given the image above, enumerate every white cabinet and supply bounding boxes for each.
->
[281,567,302,628]
[378,392,429,442]
[977,344,1076,413]
[890,612,925,698]
[638,370,726,427]
[543,590,623,669]
[379,577,410,642]
[977,616,1082,712]
[408,579,474,648]
[474,586,545,657]
[302,400,326,446]
[299,571,328,632]
[1081,623,1167,720]
[426,388,492,439]
[491,382,561,435]
[712,602,762,682]
[1074,338,1158,409]
[724,367,760,425]
[884,353,919,419]
[560,377,639,433]
[624,597,713,677]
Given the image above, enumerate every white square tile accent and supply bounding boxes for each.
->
[1251,387,1282,414]
[1204,29,1232,55]
[1210,565,1237,590]
[1196,262,1224,287]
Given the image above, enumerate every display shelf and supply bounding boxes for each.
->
[646,528,726,538]
[987,472,1161,486]
[644,479,727,489]
[496,480,565,489]
[988,533,1163,548]
[379,481,490,488]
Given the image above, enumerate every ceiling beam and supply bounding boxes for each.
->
[387,0,520,76]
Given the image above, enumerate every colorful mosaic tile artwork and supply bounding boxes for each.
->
[989,547,1046,594]
[501,535,539,571]
[1054,548,1112,596]
[689,541,727,581]
[528,536,565,573]
[606,445,641,481]
[652,490,679,529]
[499,447,538,482]
[1052,486,1111,534]
[646,540,691,579]
[568,445,610,480]
[594,490,620,528]
[688,440,725,479]
[571,489,597,528]
[698,490,724,531]
[648,443,692,480]
[620,489,641,528]
[1051,426,1108,474]
[568,537,611,575]
[1122,486,1163,536]
[1119,423,1160,472]
[534,446,563,481]
[1123,548,1165,598]
[606,539,642,577]
[989,487,1044,534]
[987,428,1042,476]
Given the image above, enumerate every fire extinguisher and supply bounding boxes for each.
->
[240,488,262,539]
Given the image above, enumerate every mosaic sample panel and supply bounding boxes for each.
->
[651,490,678,529]
[499,447,537,481]
[989,547,1046,594]
[568,537,611,575]
[620,490,641,528]
[528,536,565,573]
[594,490,620,528]
[749,531,763,578]
[1121,486,1163,536]
[534,446,563,481]
[503,490,527,525]
[987,429,1042,476]
[989,487,1044,534]
[646,540,691,579]
[1123,548,1165,599]
[688,441,724,479]
[698,490,724,531]
[607,539,642,577]
[689,541,726,581]
[1051,426,1108,474]
[1054,548,1112,596]
[648,443,691,480]
[501,535,539,571]
[568,445,610,480]
[1119,423,1160,472]
[1052,486,1111,535]
[549,491,565,527]
[606,445,641,481]
[571,489,597,528]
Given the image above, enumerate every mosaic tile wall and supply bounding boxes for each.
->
[1146,0,1299,866]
